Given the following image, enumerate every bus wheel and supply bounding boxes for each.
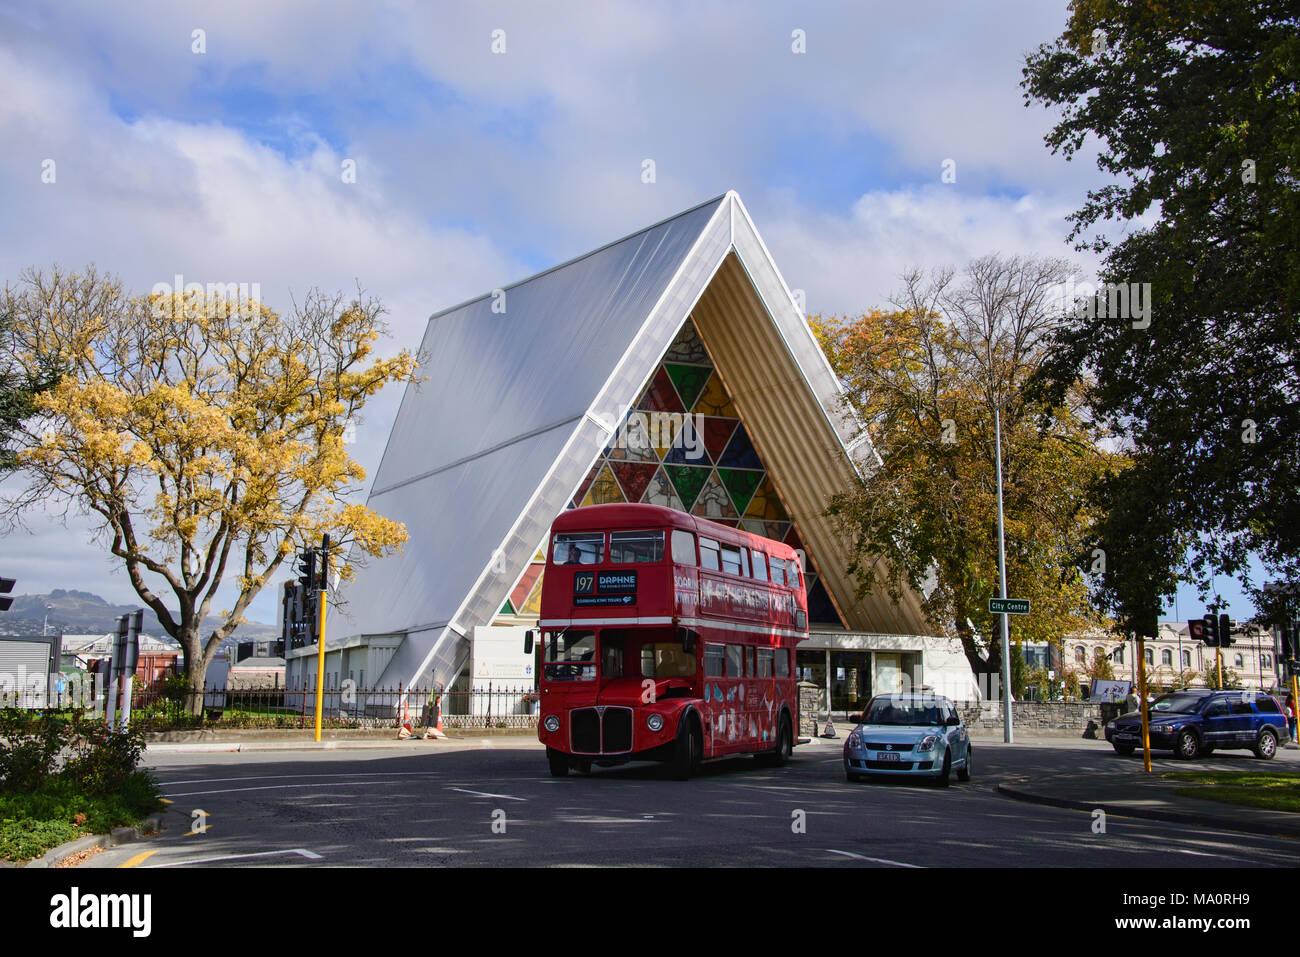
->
[772,716,793,766]
[672,721,697,781]
[547,748,570,778]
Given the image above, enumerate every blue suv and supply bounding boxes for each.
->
[1105,689,1287,760]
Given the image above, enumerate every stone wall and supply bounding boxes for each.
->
[955,700,1104,737]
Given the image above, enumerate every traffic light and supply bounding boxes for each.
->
[124,610,143,674]
[297,548,317,596]
[0,577,14,612]
[1281,620,1298,660]
[1218,613,1234,648]
[1188,618,1205,642]
[1202,612,1219,647]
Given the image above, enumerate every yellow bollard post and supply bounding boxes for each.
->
[313,587,327,743]
[1137,633,1151,773]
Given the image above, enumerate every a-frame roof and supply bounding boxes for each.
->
[329,191,928,690]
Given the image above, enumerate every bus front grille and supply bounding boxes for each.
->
[569,707,632,755]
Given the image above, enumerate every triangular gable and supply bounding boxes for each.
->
[330,191,928,692]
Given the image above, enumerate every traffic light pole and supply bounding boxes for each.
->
[1136,633,1151,773]
[312,534,330,743]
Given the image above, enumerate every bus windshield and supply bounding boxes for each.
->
[544,630,596,681]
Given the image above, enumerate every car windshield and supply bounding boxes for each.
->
[864,697,945,726]
[1150,693,1205,715]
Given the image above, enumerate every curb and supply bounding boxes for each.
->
[994,781,1300,840]
[147,735,544,754]
[24,811,169,869]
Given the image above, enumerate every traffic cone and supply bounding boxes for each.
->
[397,695,414,739]
[822,717,837,738]
[423,695,447,739]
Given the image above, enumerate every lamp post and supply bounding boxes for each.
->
[994,404,1013,744]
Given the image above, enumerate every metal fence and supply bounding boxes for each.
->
[122,683,539,731]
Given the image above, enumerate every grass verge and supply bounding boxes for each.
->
[0,771,164,863]
[1162,770,1300,814]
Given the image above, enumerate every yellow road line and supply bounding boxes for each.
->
[119,850,158,868]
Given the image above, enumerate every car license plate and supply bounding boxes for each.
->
[877,752,900,762]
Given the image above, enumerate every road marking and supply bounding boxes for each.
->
[447,787,527,802]
[159,798,174,804]
[825,848,922,868]
[166,780,408,797]
[147,848,323,867]
[119,850,158,868]
[157,771,445,787]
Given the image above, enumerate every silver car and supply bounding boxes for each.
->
[843,693,972,787]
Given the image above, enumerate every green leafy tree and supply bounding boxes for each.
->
[1023,0,1300,615]
[814,255,1118,680]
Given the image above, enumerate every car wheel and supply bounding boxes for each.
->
[934,750,951,788]
[957,745,972,782]
[547,748,569,777]
[1254,729,1278,760]
[1112,744,1134,756]
[845,769,860,783]
[1175,728,1201,759]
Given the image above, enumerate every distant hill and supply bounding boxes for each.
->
[2,589,278,641]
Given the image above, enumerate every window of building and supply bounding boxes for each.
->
[1234,654,1243,668]
[725,644,744,677]
[671,529,697,566]
[1181,650,1191,669]
[1144,648,1153,666]
[700,538,721,571]
[1161,649,1172,666]
[1114,646,1124,664]
[1075,645,1086,663]
[704,644,724,677]
[1261,653,1272,669]
[609,530,664,564]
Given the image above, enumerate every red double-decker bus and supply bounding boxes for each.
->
[528,503,809,779]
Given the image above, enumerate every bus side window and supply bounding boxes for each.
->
[725,644,744,678]
[757,648,774,678]
[751,551,768,582]
[746,646,756,677]
[770,558,785,588]
[740,547,751,578]
[775,648,790,678]
[700,538,721,571]
[671,529,697,565]
[721,545,742,576]
[704,644,724,677]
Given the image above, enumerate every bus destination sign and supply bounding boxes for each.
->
[574,570,637,606]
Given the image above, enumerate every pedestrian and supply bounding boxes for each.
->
[1286,694,1297,743]
[1124,687,1140,715]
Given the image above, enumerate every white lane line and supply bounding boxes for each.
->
[167,780,399,797]
[148,848,323,867]
[157,771,445,786]
[825,848,922,868]
[447,787,527,802]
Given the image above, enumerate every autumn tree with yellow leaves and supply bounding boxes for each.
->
[814,254,1122,680]
[1,266,417,699]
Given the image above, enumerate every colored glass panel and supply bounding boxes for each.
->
[719,421,763,470]
[717,467,763,515]
[807,577,844,627]
[665,319,709,364]
[664,464,710,511]
[691,373,738,417]
[743,476,788,521]
[573,463,601,504]
[662,417,711,466]
[635,366,685,414]
[691,470,738,521]
[610,461,658,503]
[605,411,658,462]
[665,363,711,412]
[499,599,516,615]
[519,571,545,617]
[510,563,544,609]
[702,416,737,463]
[581,463,625,506]
[641,466,685,510]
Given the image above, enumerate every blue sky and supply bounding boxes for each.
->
[0,0,1254,628]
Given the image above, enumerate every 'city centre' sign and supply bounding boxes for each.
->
[989,598,1031,615]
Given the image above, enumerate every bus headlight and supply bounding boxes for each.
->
[543,715,560,733]
[646,713,664,732]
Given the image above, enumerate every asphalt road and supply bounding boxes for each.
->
[84,736,1300,868]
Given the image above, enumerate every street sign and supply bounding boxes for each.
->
[989,597,1030,615]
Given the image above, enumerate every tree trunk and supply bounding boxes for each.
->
[180,628,207,716]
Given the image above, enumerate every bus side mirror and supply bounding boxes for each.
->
[524,630,535,655]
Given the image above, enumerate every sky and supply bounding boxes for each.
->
[0,0,1259,628]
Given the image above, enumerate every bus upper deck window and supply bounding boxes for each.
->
[770,558,786,588]
[700,538,721,571]
[671,529,697,565]
[751,550,768,582]
[553,532,603,565]
[609,530,664,564]
[721,545,742,576]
